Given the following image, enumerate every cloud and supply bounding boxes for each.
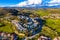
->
[6,0,60,7]
[16,0,42,7]
[49,0,60,3]
[48,0,60,6]
[48,4,59,6]
[16,1,27,7]
[14,0,60,7]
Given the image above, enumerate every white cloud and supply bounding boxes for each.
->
[48,4,59,6]
[48,0,60,6]
[16,1,27,7]
[16,0,42,7]
[8,0,60,7]
[49,0,60,3]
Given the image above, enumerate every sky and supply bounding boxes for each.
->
[0,0,60,7]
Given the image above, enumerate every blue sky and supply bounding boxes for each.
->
[0,0,60,7]
[0,0,26,6]
[0,0,23,5]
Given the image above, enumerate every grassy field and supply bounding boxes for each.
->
[39,19,60,39]
[35,9,50,17]
[45,19,60,34]
[0,20,14,33]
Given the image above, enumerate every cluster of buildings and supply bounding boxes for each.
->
[18,15,40,29]
[0,32,17,40]
[12,15,42,36]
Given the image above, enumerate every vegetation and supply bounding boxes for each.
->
[0,8,60,40]
[35,9,50,17]
[0,19,14,33]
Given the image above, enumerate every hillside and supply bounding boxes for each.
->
[0,8,60,40]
